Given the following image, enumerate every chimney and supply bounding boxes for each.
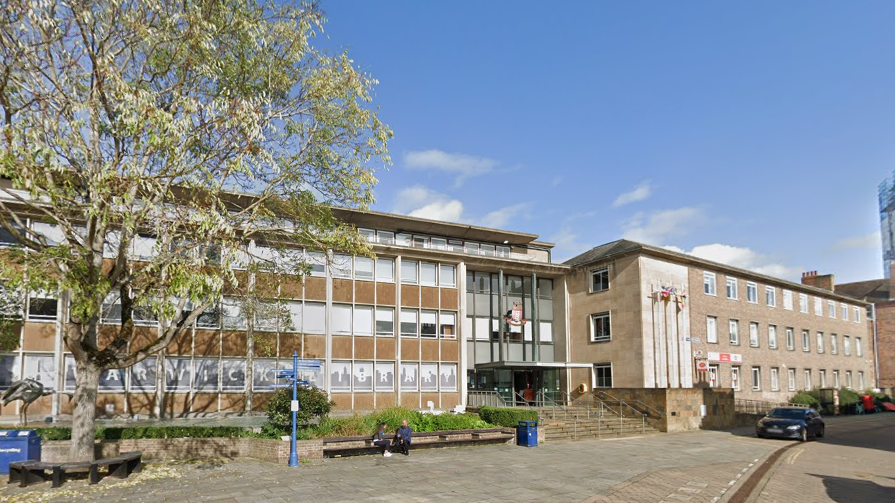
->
[801,271,835,291]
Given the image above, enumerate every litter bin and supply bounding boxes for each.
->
[0,430,41,473]
[517,420,538,447]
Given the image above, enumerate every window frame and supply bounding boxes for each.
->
[788,368,796,391]
[746,282,758,304]
[726,277,738,300]
[751,366,761,391]
[729,319,739,345]
[768,325,778,349]
[765,286,777,307]
[704,272,716,296]
[749,322,759,347]
[770,367,780,391]
[786,328,795,351]
[802,330,810,352]
[591,267,610,293]
[590,312,612,343]
[706,316,718,344]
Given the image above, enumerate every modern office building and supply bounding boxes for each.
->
[0,210,878,419]
[879,171,895,278]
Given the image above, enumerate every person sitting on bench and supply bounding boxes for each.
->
[372,423,392,457]
[393,419,413,456]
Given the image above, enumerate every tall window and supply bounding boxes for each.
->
[783,290,793,310]
[802,330,810,352]
[591,267,609,292]
[401,260,418,284]
[846,371,852,388]
[440,265,456,287]
[833,370,840,388]
[828,300,836,318]
[766,287,777,307]
[841,304,848,320]
[768,325,778,349]
[440,312,456,338]
[706,316,718,344]
[853,307,861,323]
[788,368,796,391]
[420,262,438,286]
[814,297,823,316]
[400,310,418,337]
[355,257,374,281]
[844,336,851,356]
[375,308,394,336]
[704,272,716,296]
[746,282,758,303]
[591,312,611,342]
[594,364,613,388]
[856,337,863,357]
[749,322,759,347]
[786,328,795,350]
[830,334,838,354]
[816,332,824,353]
[731,366,740,391]
[858,371,865,389]
[799,293,808,313]
[770,368,780,391]
[419,310,437,338]
[819,370,827,388]
[726,278,738,299]
[376,258,395,282]
[729,319,739,345]
[751,367,761,391]
[804,370,812,391]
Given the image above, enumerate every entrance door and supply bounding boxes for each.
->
[514,370,535,405]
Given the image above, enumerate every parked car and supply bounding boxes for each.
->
[756,406,825,442]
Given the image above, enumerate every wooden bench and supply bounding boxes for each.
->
[322,429,514,458]
[8,451,142,488]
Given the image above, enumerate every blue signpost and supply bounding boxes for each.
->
[273,351,321,468]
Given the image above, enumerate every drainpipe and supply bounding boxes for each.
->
[872,304,880,389]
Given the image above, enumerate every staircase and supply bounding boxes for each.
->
[536,406,662,442]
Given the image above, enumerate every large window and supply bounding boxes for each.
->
[353,306,373,336]
[766,287,777,307]
[332,304,352,335]
[401,260,418,284]
[594,364,612,388]
[591,267,609,292]
[726,278,738,300]
[768,325,778,349]
[590,312,611,342]
[420,262,437,286]
[332,254,352,279]
[729,319,739,345]
[355,257,374,281]
[375,308,394,336]
[706,316,718,344]
[746,282,758,303]
[376,258,395,282]
[440,312,456,338]
[27,294,57,321]
[704,272,716,296]
[749,322,759,347]
[304,302,326,334]
[799,293,808,313]
[440,265,456,288]
[420,310,437,338]
[400,310,418,337]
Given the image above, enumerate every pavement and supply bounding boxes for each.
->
[1,414,892,503]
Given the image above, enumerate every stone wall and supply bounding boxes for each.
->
[592,387,736,432]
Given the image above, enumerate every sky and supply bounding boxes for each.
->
[318,1,895,284]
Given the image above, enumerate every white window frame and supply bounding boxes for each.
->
[833,370,840,388]
[751,367,761,391]
[858,371,865,390]
[846,370,852,389]
[816,332,824,353]
[770,367,780,391]
[799,293,808,313]
[856,337,863,357]
[439,264,456,288]
[819,370,827,388]
[830,334,838,354]
[814,297,823,316]
[590,312,612,343]
[802,330,810,352]
[783,290,793,310]
[841,304,848,320]
[401,260,418,285]
[729,319,739,345]
[731,366,741,391]
[376,258,395,283]
[726,277,738,300]
[786,328,795,350]
[844,336,851,356]
[766,286,777,307]
[746,282,758,304]
[853,306,861,323]
[827,300,836,318]
[375,307,394,337]
[749,322,759,347]
[591,267,610,293]
[706,316,718,344]
[768,325,777,349]
[788,368,796,391]
[420,262,438,287]
[804,369,812,391]
[704,272,716,296]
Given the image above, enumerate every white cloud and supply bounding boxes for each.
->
[552,176,564,187]
[668,243,801,280]
[392,186,527,228]
[621,207,705,244]
[612,181,652,208]
[549,226,588,263]
[831,232,881,251]
[404,149,498,187]
[479,204,528,229]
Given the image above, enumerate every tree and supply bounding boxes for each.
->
[0,0,390,461]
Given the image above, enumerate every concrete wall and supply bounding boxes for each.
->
[598,387,736,432]
[40,438,323,463]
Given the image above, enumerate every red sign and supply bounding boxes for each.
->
[707,352,743,363]
[696,360,709,372]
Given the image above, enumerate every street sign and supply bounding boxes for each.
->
[290,400,299,412]
[693,350,704,358]
[295,359,322,372]
[707,352,743,363]
[696,361,709,372]
[681,337,700,342]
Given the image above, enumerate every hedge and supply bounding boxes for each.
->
[477,406,537,427]
[9,426,252,441]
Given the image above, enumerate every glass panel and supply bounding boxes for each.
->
[539,321,553,342]
[193,358,220,392]
[440,312,456,338]
[330,361,351,392]
[332,254,352,279]
[99,365,126,391]
[400,309,418,337]
[355,257,374,280]
[420,310,437,338]
[375,307,394,336]
[420,363,438,391]
[474,317,490,340]
[28,295,58,321]
[401,260,418,284]
[448,240,463,252]
[400,363,418,391]
[304,302,326,334]
[252,358,278,391]
[431,238,447,250]
[396,233,412,247]
[375,362,394,391]
[0,355,21,391]
[332,304,352,335]
[221,359,246,391]
[23,355,56,391]
[222,297,247,330]
[413,236,428,248]
[165,357,192,392]
[358,228,376,243]
[130,357,157,392]
[308,251,326,276]
[440,265,456,287]
[353,305,373,336]
[378,231,395,245]
[480,244,495,256]
[353,361,373,392]
[283,301,302,332]
[420,262,437,286]
[538,279,553,299]
[255,300,279,332]
[376,258,394,282]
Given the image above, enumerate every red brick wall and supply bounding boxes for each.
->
[875,301,895,388]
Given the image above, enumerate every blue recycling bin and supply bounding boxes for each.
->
[0,430,41,473]
[517,420,538,447]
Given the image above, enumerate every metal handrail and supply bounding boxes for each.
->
[592,390,653,419]
[467,390,508,408]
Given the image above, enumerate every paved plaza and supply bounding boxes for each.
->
[1,414,893,503]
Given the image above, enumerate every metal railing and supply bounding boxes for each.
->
[734,398,809,415]
[592,390,663,419]
[467,391,508,408]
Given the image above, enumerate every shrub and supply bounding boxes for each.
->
[265,386,335,434]
[478,406,537,427]
[789,392,820,409]
[838,387,860,405]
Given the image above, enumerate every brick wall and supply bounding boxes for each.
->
[875,301,895,388]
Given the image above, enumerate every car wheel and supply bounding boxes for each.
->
[816,427,824,439]
[799,428,808,442]
[756,433,764,439]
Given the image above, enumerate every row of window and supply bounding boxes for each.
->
[358,228,512,259]
[703,272,862,322]
[330,361,457,393]
[705,317,863,356]
[464,316,555,342]
[728,365,865,392]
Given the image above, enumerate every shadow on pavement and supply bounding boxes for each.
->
[809,473,893,503]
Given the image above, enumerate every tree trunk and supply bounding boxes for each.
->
[70,359,101,462]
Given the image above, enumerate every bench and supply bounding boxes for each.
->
[8,451,142,488]
[322,429,514,458]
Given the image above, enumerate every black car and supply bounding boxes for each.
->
[756,406,825,441]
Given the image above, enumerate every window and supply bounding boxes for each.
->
[375,308,394,336]
[439,265,456,288]
[786,328,795,350]
[591,267,609,292]
[440,312,456,338]
[304,302,326,334]
[819,370,827,388]
[591,312,611,342]
[358,228,376,243]
[376,258,395,282]
[420,310,437,338]
[353,306,373,336]
[749,322,759,347]
[814,297,823,316]
[788,368,796,391]
[751,367,761,391]
[355,257,374,281]
[496,245,510,258]
[768,325,777,349]
[833,370,840,388]
[400,310,418,337]
[430,238,447,250]
[841,304,848,320]
[783,290,793,310]
[729,319,739,345]
[27,294,57,321]
[706,316,718,344]
[375,362,395,391]
[0,223,22,246]
[843,336,851,356]
[858,371,865,390]
[704,272,716,296]
[447,240,463,252]
[799,293,808,313]
[332,254,352,279]
[222,298,246,330]
[102,293,123,324]
[746,282,758,303]
[856,337,863,357]
[816,332,824,353]
[771,367,780,391]
[706,365,719,388]
[332,304,352,334]
[804,370,812,391]
[831,334,838,354]
[853,307,861,323]
[420,262,437,286]
[378,231,395,245]
[594,364,612,388]
[413,236,427,248]
[802,330,810,352]
[196,304,221,329]
[766,287,777,307]
[731,366,741,391]
[726,278,738,299]
[845,370,852,388]
[828,300,836,318]
[480,244,495,256]
[401,260,418,284]
[308,251,326,277]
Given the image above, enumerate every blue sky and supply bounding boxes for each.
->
[320,1,895,284]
